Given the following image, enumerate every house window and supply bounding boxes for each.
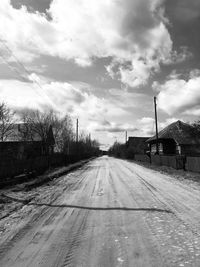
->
[151,143,163,154]
[176,145,181,155]
[159,143,163,154]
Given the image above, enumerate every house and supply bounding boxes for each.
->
[146,120,200,156]
[0,123,55,160]
[127,137,149,154]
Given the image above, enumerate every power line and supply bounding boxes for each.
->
[0,40,56,108]
[0,50,46,100]
[0,51,28,82]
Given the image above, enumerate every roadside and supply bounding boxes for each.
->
[0,158,93,236]
[127,159,200,189]
[1,156,200,266]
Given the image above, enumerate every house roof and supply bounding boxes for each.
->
[147,120,200,145]
[2,123,54,143]
[127,137,149,147]
[5,124,42,142]
[128,137,149,143]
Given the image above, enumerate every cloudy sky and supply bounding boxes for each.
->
[0,0,200,149]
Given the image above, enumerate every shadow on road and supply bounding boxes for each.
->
[1,193,173,214]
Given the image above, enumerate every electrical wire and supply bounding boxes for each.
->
[0,40,56,107]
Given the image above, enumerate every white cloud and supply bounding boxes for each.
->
[136,116,179,136]
[165,46,193,65]
[0,74,130,132]
[159,117,179,129]
[0,77,85,113]
[137,117,155,136]
[156,71,200,115]
[0,0,173,87]
[93,121,138,133]
[119,60,151,88]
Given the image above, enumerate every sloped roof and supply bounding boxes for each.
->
[3,123,54,142]
[147,120,200,145]
[127,137,149,149]
[6,124,42,142]
[128,137,149,144]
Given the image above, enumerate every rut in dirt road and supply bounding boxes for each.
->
[1,156,200,267]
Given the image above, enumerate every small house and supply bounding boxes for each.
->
[0,123,55,160]
[146,120,200,156]
[127,137,149,154]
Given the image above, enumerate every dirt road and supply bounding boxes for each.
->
[1,156,200,267]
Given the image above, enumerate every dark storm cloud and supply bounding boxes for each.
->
[11,0,51,13]
[165,0,200,60]
[166,0,200,22]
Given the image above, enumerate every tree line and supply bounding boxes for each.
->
[0,102,100,158]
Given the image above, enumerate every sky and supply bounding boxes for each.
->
[0,0,200,150]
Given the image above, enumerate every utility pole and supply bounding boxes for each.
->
[125,131,127,144]
[76,118,79,143]
[89,133,91,144]
[154,96,159,154]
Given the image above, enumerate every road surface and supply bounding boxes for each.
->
[1,156,200,267]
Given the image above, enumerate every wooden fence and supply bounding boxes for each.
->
[135,154,185,170]
[0,157,48,180]
[0,153,93,180]
[135,154,150,163]
[151,155,185,169]
[185,157,200,173]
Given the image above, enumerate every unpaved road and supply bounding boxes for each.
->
[1,156,200,267]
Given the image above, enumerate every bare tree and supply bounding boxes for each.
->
[0,102,15,141]
[18,109,100,157]
[18,109,75,153]
[54,115,74,153]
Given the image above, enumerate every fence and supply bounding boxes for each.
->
[135,154,150,163]
[0,156,48,180]
[135,154,185,170]
[151,155,185,169]
[0,153,94,181]
[185,157,200,173]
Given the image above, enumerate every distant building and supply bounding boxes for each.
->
[146,120,200,156]
[0,123,55,160]
[127,137,149,154]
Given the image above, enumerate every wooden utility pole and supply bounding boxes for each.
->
[125,131,127,144]
[89,133,91,144]
[154,96,159,154]
[76,118,79,143]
